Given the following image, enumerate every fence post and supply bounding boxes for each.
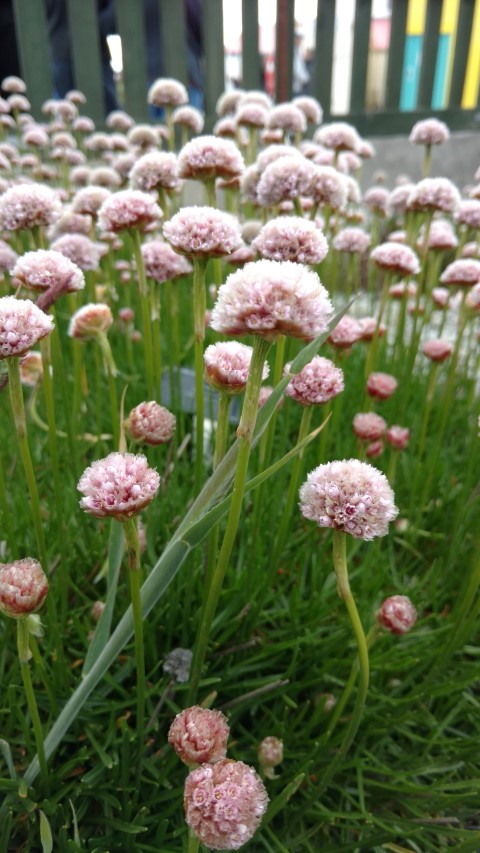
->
[204,0,224,129]
[275,0,294,102]
[115,0,149,122]
[349,0,373,113]
[312,0,336,119]
[66,0,105,124]
[385,0,408,109]
[12,0,52,119]
[242,0,261,91]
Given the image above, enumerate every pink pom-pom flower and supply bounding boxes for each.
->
[284,356,344,405]
[377,595,417,634]
[78,451,160,520]
[168,705,230,766]
[252,216,328,265]
[0,296,54,359]
[353,412,387,441]
[366,372,398,400]
[370,242,420,276]
[97,189,162,233]
[0,558,48,618]
[124,401,176,446]
[423,339,453,362]
[385,425,410,450]
[258,736,283,779]
[204,341,269,394]
[164,206,242,259]
[409,118,449,145]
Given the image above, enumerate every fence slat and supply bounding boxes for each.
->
[242,0,261,90]
[12,0,52,118]
[449,0,476,106]
[115,0,149,122]
[349,0,373,113]
[418,0,442,108]
[276,0,294,102]
[385,0,409,109]
[312,0,336,117]
[204,0,224,127]
[66,0,104,124]
[162,1,188,87]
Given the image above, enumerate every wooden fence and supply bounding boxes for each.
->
[10,0,480,135]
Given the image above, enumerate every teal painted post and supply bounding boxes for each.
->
[162,1,188,86]
[242,0,261,90]
[204,0,225,129]
[115,0,149,122]
[12,0,52,119]
[385,0,408,109]
[276,0,294,101]
[66,0,105,124]
[400,35,424,110]
[349,0,373,113]
[312,0,336,118]
[432,34,451,108]
[418,0,442,108]
[449,0,475,107]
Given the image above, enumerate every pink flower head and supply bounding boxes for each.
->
[285,355,344,405]
[148,77,188,107]
[68,303,113,339]
[386,425,410,450]
[359,139,375,159]
[239,165,261,205]
[239,90,272,110]
[51,211,92,237]
[431,287,450,308]
[314,121,361,152]
[353,412,387,441]
[164,206,242,259]
[359,317,386,341]
[258,736,283,778]
[178,135,244,182]
[310,165,348,210]
[12,250,84,298]
[268,103,306,134]
[419,219,458,251]
[141,239,192,282]
[213,117,238,138]
[366,372,398,400]
[129,151,181,192]
[235,102,269,128]
[256,144,303,172]
[440,259,480,286]
[20,350,43,386]
[50,234,106,272]
[172,105,204,134]
[0,558,48,618]
[2,75,26,94]
[455,199,480,229]
[407,178,460,213]
[227,245,257,265]
[78,451,160,519]
[204,341,269,394]
[388,183,415,217]
[0,296,54,359]
[377,595,417,634]
[364,186,389,215]
[258,385,283,409]
[409,118,449,146]
[0,240,18,272]
[370,242,420,276]
[216,89,245,116]
[293,95,323,125]
[423,339,453,362]
[252,216,328,265]
[257,155,314,207]
[210,259,333,341]
[124,401,176,445]
[389,281,415,299]
[0,183,62,231]
[333,227,370,254]
[72,186,111,216]
[366,439,384,459]
[299,459,398,540]
[168,706,229,766]
[97,190,162,233]
[328,315,363,349]
[466,282,480,311]
[184,759,269,850]
[106,110,134,131]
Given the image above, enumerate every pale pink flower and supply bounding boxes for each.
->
[258,736,283,778]
[213,117,238,137]
[386,425,410,450]
[173,105,204,133]
[141,239,192,282]
[314,122,361,152]
[148,78,188,107]
[0,558,48,618]
[345,175,361,204]
[389,281,414,299]
[353,412,387,441]
[268,103,306,134]
[68,303,113,339]
[328,315,363,348]
[257,155,314,207]
[72,186,111,216]
[370,242,420,276]
[73,115,95,133]
[70,166,91,187]
[227,245,257,265]
[50,234,106,271]
[106,110,134,131]
[310,165,347,210]
[0,240,18,272]
[364,186,389,215]
[312,147,335,166]
[2,75,26,94]
[97,190,162,233]
[0,183,62,231]
[129,152,180,192]
[359,140,375,158]
[23,126,49,148]
[440,258,480,286]
[178,135,244,181]
[50,211,92,238]
[293,95,323,125]
[359,317,386,341]
[256,144,303,172]
[333,227,370,254]
[285,355,344,405]
[163,206,242,258]
[20,350,43,386]
[241,220,262,244]
[462,241,480,258]
[127,124,158,150]
[337,151,362,174]
[431,287,450,308]
[0,296,54,359]
[8,94,30,112]
[377,595,417,634]
[216,89,245,116]
[466,282,480,311]
[210,259,333,340]
[252,216,328,264]
[418,219,458,251]
[239,164,261,205]
[12,250,84,297]
[235,102,269,128]
[89,166,121,189]
[409,118,449,146]
[78,451,160,519]
[118,307,134,324]
[300,459,397,539]
[124,401,176,446]
[388,183,415,217]
[168,706,229,766]
[407,178,460,213]
[366,439,384,459]
[366,372,398,400]
[423,339,453,362]
[204,341,269,394]
[239,90,272,110]
[184,760,268,850]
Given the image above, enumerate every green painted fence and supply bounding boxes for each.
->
[10,0,480,135]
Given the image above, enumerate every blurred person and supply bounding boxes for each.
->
[293,30,309,96]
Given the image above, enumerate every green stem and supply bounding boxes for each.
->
[422,143,431,179]
[17,618,48,784]
[151,280,162,402]
[364,270,391,378]
[324,624,378,742]
[193,258,208,494]
[97,333,119,448]
[132,229,155,399]
[7,357,48,571]
[124,517,145,758]
[187,828,200,853]
[187,336,271,703]
[205,393,232,590]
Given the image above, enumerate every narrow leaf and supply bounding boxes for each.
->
[82,520,124,675]
[39,810,53,853]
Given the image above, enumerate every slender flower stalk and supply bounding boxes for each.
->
[193,258,207,493]
[17,617,48,784]
[124,516,145,756]
[132,230,155,400]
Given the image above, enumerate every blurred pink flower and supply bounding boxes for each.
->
[377,595,417,634]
